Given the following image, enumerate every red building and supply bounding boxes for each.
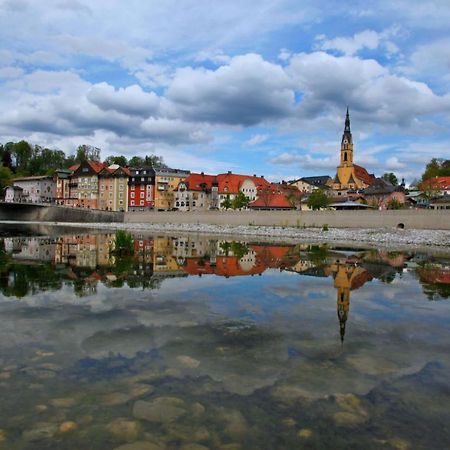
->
[128,167,155,211]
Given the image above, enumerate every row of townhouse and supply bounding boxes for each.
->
[174,171,270,211]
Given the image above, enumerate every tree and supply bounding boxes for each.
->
[104,155,128,167]
[381,172,398,186]
[421,158,450,182]
[232,191,249,209]
[307,189,330,210]
[221,194,232,210]
[128,156,145,167]
[0,164,13,193]
[10,140,33,174]
[76,145,101,162]
[387,198,402,210]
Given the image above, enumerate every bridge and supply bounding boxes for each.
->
[0,202,124,223]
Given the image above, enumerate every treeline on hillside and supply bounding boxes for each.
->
[0,140,166,191]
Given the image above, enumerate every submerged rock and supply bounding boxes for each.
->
[215,408,248,438]
[333,393,368,427]
[133,397,187,424]
[333,411,366,427]
[176,355,201,369]
[191,402,205,417]
[297,428,313,439]
[113,442,164,450]
[23,422,58,441]
[101,392,132,406]
[34,404,48,413]
[50,397,77,408]
[129,384,154,398]
[59,421,78,433]
[180,444,209,450]
[107,418,141,442]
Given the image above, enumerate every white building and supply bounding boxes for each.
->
[12,175,57,203]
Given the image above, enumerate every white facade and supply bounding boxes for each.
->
[13,176,56,203]
[4,186,23,202]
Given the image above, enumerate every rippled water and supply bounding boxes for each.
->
[0,224,449,450]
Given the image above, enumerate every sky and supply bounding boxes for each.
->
[1,0,450,183]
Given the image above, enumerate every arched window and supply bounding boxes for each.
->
[344,152,347,162]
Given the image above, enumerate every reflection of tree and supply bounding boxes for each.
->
[219,241,249,259]
[416,264,450,300]
[0,263,63,298]
[307,245,329,268]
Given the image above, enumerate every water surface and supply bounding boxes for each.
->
[0,225,449,449]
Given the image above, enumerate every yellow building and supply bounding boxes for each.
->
[154,167,190,210]
[98,164,130,212]
[332,109,375,191]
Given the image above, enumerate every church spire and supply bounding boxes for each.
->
[344,107,351,133]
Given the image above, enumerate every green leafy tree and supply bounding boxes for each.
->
[232,191,250,209]
[421,158,450,182]
[381,172,398,186]
[0,164,13,193]
[10,140,33,174]
[387,197,402,210]
[128,156,145,167]
[307,188,330,210]
[221,194,232,210]
[104,155,128,167]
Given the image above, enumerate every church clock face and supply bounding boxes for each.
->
[343,139,348,145]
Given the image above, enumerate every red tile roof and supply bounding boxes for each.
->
[420,176,450,190]
[68,164,80,171]
[217,173,269,194]
[249,183,295,209]
[354,164,376,186]
[87,160,106,173]
[178,173,217,191]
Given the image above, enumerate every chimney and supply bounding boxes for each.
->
[228,171,232,174]
[201,171,204,175]
[253,174,256,177]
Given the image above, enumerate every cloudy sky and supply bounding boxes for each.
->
[1,0,450,182]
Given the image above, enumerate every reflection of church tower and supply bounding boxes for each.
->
[337,285,350,344]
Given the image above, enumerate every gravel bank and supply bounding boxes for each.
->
[54,221,450,250]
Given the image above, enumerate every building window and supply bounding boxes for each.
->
[140,192,144,198]
[140,200,144,205]
[131,200,135,206]
[131,192,135,198]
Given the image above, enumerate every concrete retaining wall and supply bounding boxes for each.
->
[125,209,450,230]
[0,203,124,223]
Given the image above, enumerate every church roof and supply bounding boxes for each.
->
[354,164,376,185]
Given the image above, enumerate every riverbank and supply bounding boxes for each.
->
[2,221,449,252]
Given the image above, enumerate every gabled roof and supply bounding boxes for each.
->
[217,173,269,194]
[299,175,332,186]
[177,172,217,192]
[72,160,105,176]
[354,164,376,186]
[362,178,396,195]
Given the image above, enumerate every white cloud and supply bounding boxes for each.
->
[316,30,381,56]
[166,53,295,126]
[87,83,160,117]
[271,152,337,170]
[244,134,269,147]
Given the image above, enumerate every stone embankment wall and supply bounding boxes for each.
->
[125,209,450,230]
[0,203,124,223]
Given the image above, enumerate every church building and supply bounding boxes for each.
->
[332,108,375,191]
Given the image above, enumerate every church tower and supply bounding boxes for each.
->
[340,107,353,166]
[332,108,374,190]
